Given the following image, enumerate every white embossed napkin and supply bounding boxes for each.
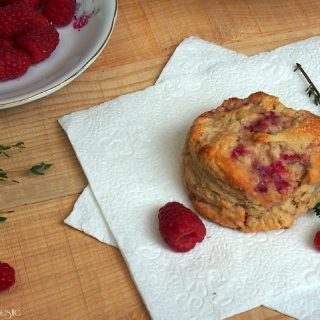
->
[59,38,320,320]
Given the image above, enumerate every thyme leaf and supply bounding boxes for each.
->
[27,162,52,175]
[0,210,14,223]
[0,169,8,181]
[0,141,25,157]
[0,169,19,183]
[314,202,320,218]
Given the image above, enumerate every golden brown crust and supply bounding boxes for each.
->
[183,92,320,232]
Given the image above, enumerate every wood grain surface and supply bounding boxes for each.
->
[2,0,320,318]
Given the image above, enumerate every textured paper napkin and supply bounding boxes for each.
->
[59,38,320,319]
[65,36,319,247]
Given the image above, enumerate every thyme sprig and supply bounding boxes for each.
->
[0,141,52,223]
[27,162,52,175]
[0,141,25,157]
[294,63,320,106]
[0,169,19,183]
[314,203,320,218]
[0,210,14,223]
[0,168,8,181]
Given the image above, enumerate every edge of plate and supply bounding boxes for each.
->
[0,0,118,109]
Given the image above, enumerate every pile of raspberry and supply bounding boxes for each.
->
[0,0,76,81]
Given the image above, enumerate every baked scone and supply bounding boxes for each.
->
[183,92,320,232]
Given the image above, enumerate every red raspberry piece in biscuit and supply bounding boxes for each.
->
[0,47,31,81]
[42,0,76,27]
[0,261,15,291]
[158,202,206,252]
[15,25,59,63]
[0,4,48,37]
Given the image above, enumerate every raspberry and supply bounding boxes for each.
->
[158,202,206,252]
[15,25,59,63]
[274,178,290,194]
[246,111,280,132]
[253,160,290,194]
[281,153,301,163]
[0,4,48,37]
[0,0,40,9]
[268,160,288,175]
[0,261,15,291]
[0,37,14,49]
[231,144,250,160]
[0,48,31,80]
[314,231,320,250]
[255,180,268,193]
[42,0,76,27]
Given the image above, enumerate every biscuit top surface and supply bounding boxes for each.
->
[188,92,320,205]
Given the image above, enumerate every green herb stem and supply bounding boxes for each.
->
[294,63,320,105]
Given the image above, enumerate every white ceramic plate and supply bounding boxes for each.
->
[0,0,118,109]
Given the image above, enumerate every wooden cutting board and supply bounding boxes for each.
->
[2,0,320,318]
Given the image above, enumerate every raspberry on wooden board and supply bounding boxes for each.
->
[0,262,15,291]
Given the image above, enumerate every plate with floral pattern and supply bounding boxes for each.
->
[0,0,118,109]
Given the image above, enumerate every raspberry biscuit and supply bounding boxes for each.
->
[183,92,320,232]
